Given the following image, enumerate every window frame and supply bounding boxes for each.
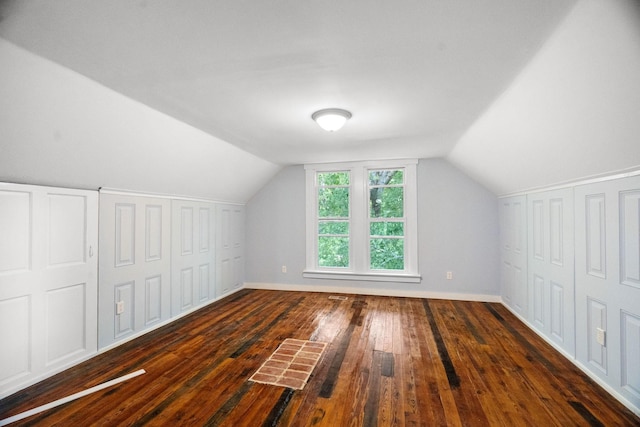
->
[303,159,420,283]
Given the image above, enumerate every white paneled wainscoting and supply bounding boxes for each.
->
[98,190,244,351]
[0,184,245,399]
[500,174,640,416]
[0,183,98,399]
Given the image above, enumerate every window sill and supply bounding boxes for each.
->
[302,270,421,283]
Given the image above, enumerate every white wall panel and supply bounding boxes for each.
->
[533,275,544,328]
[0,296,30,386]
[549,198,563,266]
[181,268,194,310]
[575,175,640,411]
[514,200,524,255]
[233,208,243,249]
[502,261,512,304]
[513,199,526,315]
[145,275,162,325]
[585,195,606,279]
[99,192,171,349]
[115,204,136,267]
[0,190,31,274]
[523,188,575,356]
[217,204,244,297]
[171,200,216,316]
[145,206,163,262]
[587,298,607,373]
[221,208,230,250]
[0,183,97,399]
[500,196,528,318]
[501,199,511,252]
[234,256,243,289]
[200,208,210,253]
[47,194,86,267]
[3,185,247,398]
[46,284,86,364]
[220,259,231,296]
[514,265,525,314]
[620,191,640,288]
[532,200,544,260]
[621,311,640,400]
[115,282,135,338]
[199,264,210,302]
[550,282,564,342]
[181,207,194,256]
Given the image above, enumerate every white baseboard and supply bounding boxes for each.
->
[243,282,501,303]
[500,299,640,418]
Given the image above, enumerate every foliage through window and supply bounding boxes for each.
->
[317,171,350,268]
[369,169,404,270]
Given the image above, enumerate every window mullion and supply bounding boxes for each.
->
[403,163,418,273]
[350,166,366,272]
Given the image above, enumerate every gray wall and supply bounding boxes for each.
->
[245,158,499,298]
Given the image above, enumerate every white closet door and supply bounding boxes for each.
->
[216,204,244,297]
[0,183,97,399]
[527,188,575,356]
[98,192,171,350]
[171,200,215,316]
[499,196,528,317]
[575,176,640,409]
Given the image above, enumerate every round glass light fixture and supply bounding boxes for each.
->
[311,108,352,132]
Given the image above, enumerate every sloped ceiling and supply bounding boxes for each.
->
[2,1,638,196]
[448,0,640,195]
[0,0,576,169]
[0,39,280,203]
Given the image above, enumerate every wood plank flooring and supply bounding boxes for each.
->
[1,289,638,426]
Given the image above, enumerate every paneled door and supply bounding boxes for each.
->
[575,175,640,409]
[0,183,98,398]
[499,196,528,317]
[216,204,244,297]
[171,200,215,316]
[527,188,575,356]
[98,192,171,350]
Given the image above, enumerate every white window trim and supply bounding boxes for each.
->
[303,159,420,283]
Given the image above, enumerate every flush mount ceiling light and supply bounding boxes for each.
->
[311,108,352,132]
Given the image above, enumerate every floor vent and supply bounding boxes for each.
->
[248,339,327,390]
[328,295,348,301]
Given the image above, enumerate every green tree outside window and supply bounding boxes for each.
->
[317,172,350,268]
[369,169,404,270]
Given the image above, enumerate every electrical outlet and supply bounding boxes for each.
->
[596,328,606,346]
[116,301,125,315]
[281,265,287,273]
[446,271,453,280]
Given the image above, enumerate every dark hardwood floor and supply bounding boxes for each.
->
[1,289,638,426]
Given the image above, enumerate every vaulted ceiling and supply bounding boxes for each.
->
[0,0,576,165]
[1,0,639,197]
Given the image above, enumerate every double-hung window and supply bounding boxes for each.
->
[304,159,420,283]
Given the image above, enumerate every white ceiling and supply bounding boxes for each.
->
[0,0,577,166]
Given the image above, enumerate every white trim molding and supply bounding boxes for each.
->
[302,270,421,283]
[499,165,640,198]
[244,282,501,303]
